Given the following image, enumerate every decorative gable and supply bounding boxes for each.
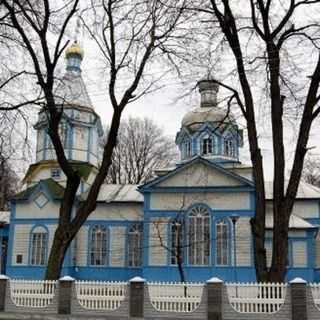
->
[158,162,246,188]
[33,192,49,208]
[140,157,254,191]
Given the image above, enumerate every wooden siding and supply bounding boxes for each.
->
[149,218,168,266]
[110,226,126,266]
[150,192,250,211]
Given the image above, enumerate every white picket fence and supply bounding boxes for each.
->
[148,282,203,312]
[226,282,287,313]
[75,280,127,310]
[10,280,57,308]
[310,283,320,309]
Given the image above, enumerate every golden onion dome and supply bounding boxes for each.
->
[65,42,84,59]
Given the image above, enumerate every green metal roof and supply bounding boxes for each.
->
[12,178,65,200]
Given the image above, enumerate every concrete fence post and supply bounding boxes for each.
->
[206,277,223,320]
[129,276,145,318]
[58,276,75,315]
[290,277,307,320]
[0,275,9,312]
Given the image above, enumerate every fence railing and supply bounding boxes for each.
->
[10,279,57,308]
[310,283,320,309]
[75,280,127,310]
[148,282,203,312]
[226,282,287,313]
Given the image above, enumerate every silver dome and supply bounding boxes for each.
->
[181,106,235,130]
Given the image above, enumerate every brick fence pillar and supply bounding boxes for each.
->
[0,275,9,312]
[58,276,75,315]
[206,277,223,320]
[129,276,145,318]
[290,277,307,320]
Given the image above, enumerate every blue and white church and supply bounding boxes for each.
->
[1,42,320,282]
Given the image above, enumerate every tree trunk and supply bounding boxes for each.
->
[45,228,72,280]
[269,207,289,282]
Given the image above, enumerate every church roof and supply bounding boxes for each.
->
[266,214,316,229]
[265,180,320,199]
[181,106,235,130]
[55,70,94,110]
[81,184,143,203]
[23,161,96,184]
[12,178,65,201]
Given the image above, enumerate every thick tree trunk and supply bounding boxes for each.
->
[45,227,73,280]
[269,208,289,282]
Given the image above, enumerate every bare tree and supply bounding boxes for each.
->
[106,117,177,184]
[302,156,320,188]
[2,0,189,279]
[183,0,320,282]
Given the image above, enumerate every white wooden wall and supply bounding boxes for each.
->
[149,218,168,266]
[110,227,126,266]
[235,217,252,266]
[12,224,31,265]
[150,192,250,211]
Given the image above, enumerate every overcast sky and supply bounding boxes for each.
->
[79,47,320,181]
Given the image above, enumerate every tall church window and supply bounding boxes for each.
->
[171,219,184,265]
[216,219,230,266]
[90,225,108,266]
[224,139,235,157]
[30,226,48,265]
[128,224,142,267]
[188,205,210,265]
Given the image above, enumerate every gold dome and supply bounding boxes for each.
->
[65,42,84,59]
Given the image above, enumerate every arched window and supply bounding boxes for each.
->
[171,219,184,265]
[90,225,108,266]
[188,205,210,265]
[128,224,142,267]
[30,226,48,266]
[216,219,230,266]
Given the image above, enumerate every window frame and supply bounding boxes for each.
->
[224,139,235,157]
[30,226,48,266]
[215,219,231,266]
[182,140,192,159]
[51,168,61,179]
[127,223,143,267]
[89,225,109,266]
[188,205,211,266]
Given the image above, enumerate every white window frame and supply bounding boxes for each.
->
[30,227,48,266]
[188,205,210,266]
[90,225,108,266]
[202,137,215,155]
[128,224,142,267]
[224,139,235,157]
[216,220,230,266]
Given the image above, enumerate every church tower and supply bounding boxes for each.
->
[176,79,243,163]
[24,42,103,186]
